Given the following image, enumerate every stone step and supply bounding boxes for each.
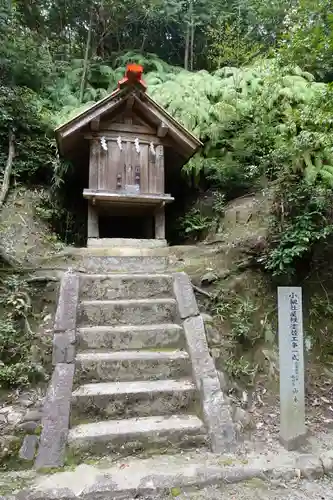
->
[68,414,207,456]
[76,324,185,351]
[78,298,178,327]
[87,238,167,249]
[75,350,191,383]
[76,255,169,273]
[79,273,173,301]
[71,378,198,421]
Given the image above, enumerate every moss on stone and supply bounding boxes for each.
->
[0,474,34,495]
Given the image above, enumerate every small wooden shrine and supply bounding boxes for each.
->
[55,64,202,245]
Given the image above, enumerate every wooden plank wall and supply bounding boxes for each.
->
[89,132,165,195]
[148,144,164,194]
[139,144,149,192]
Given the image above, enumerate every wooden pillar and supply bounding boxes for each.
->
[144,217,153,239]
[87,203,99,239]
[89,139,99,189]
[155,205,165,240]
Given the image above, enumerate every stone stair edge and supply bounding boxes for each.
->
[80,298,176,305]
[68,414,206,440]
[79,273,173,279]
[76,349,189,361]
[77,323,183,333]
[73,248,170,257]
[72,378,196,397]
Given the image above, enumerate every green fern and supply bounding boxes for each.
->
[49,54,333,200]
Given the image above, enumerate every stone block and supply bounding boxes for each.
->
[35,363,75,469]
[183,315,235,452]
[54,271,79,333]
[321,450,333,474]
[200,376,235,451]
[23,410,43,422]
[19,435,39,461]
[183,315,216,378]
[18,421,39,433]
[173,272,199,319]
[52,330,76,365]
[296,454,324,479]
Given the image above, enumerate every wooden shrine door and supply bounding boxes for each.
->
[91,136,164,195]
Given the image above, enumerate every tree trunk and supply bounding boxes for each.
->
[141,33,147,52]
[184,24,190,70]
[190,22,195,70]
[79,6,93,103]
[184,0,193,71]
[0,129,15,208]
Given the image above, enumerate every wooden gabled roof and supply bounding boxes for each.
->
[55,76,203,161]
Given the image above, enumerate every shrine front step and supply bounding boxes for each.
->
[77,298,178,327]
[79,273,173,301]
[67,414,208,457]
[87,238,167,249]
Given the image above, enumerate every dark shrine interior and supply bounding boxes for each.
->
[98,214,154,239]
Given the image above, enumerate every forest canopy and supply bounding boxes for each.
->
[0,0,333,278]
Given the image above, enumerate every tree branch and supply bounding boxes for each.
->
[192,283,212,299]
[26,276,59,283]
[0,129,15,208]
[80,6,93,103]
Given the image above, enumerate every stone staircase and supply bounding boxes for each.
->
[35,242,234,469]
[68,272,207,456]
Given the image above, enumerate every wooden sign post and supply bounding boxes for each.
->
[278,287,306,450]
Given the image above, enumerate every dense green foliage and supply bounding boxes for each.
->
[0,276,46,389]
[1,0,333,279]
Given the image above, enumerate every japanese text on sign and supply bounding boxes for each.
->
[289,292,300,403]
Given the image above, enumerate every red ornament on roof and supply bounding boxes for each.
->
[118,63,147,92]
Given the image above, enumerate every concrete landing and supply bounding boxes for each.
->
[87,238,167,249]
[5,448,333,499]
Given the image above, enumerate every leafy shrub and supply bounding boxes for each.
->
[0,318,43,389]
[178,207,213,241]
[0,86,55,184]
[211,191,226,216]
[263,180,333,278]
[211,291,260,346]
[224,356,257,380]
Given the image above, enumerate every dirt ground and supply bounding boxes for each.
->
[229,362,333,461]
[160,477,333,499]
